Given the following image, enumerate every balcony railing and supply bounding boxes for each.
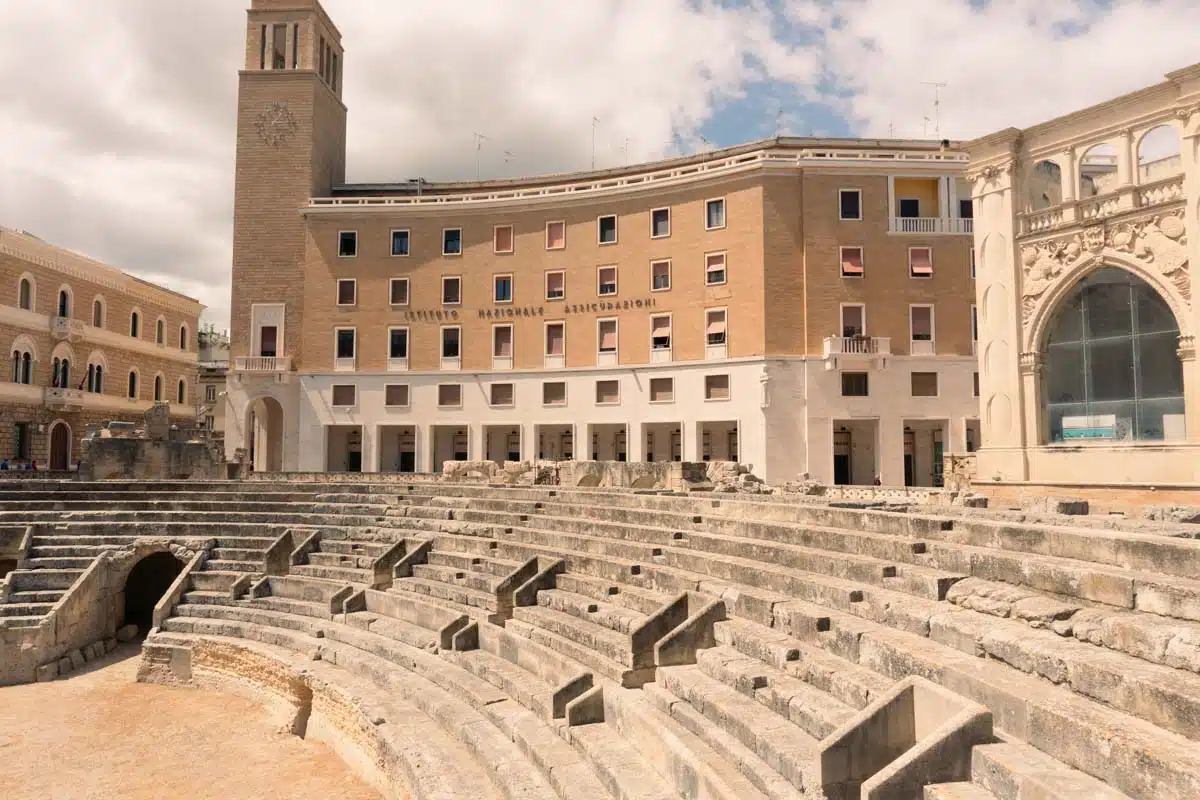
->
[50,316,85,342]
[823,336,891,357]
[45,387,84,409]
[333,357,356,372]
[1018,174,1185,237]
[889,217,973,235]
[387,357,409,372]
[910,340,936,356]
[233,356,292,372]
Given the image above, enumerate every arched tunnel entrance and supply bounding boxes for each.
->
[124,552,184,633]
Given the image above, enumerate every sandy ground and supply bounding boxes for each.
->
[0,644,384,800]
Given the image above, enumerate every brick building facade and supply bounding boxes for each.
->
[0,227,202,469]
[226,0,980,485]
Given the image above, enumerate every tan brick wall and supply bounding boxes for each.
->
[301,176,767,371]
[797,172,975,356]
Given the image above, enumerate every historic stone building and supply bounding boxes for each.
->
[227,0,980,485]
[0,227,202,470]
[966,64,1200,487]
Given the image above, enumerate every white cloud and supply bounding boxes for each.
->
[1,0,1195,331]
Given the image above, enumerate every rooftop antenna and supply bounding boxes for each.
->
[503,149,515,176]
[591,116,601,169]
[773,105,784,138]
[472,132,489,180]
[620,138,630,166]
[888,122,895,138]
[921,81,947,139]
[699,134,714,152]
[922,116,931,138]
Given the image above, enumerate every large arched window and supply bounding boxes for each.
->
[18,277,33,311]
[1045,267,1185,442]
[57,288,71,318]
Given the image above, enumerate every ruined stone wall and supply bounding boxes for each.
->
[80,438,224,481]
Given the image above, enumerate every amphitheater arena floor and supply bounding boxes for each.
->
[0,644,385,800]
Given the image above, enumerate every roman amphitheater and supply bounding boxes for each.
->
[2,470,1200,800]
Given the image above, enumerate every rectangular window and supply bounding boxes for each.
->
[494,274,513,303]
[292,23,298,68]
[391,230,410,257]
[973,372,980,397]
[959,198,974,219]
[910,305,934,341]
[705,198,726,230]
[598,215,617,245]
[841,372,869,397]
[442,276,462,305]
[704,374,730,401]
[442,228,462,256]
[335,328,356,359]
[841,304,865,337]
[13,422,31,460]
[898,197,921,218]
[971,305,978,343]
[545,322,565,356]
[839,189,862,221]
[840,246,864,278]
[389,328,409,359]
[331,384,356,407]
[911,371,939,397]
[595,379,620,405]
[493,325,513,357]
[338,231,357,257]
[598,266,617,296]
[649,377,674,403]
[545,271,565,300]
[390,278,409,306]
[651,315,671,351]
[437,384,462,408]
[494,225,514,254]
[705,252,727,286]
[206,384,217,403]
[441,327,460,359]
[319,35,325,76]
[651,208,671,239]
[259,326,278,357]
[651,260,671,291]
[272,24,286,69]
[260,25,267,70]
[597,319,618,354]
[705,309,727,346]
[909,247,933,278]
[490,383,515,407]
[970,248,976,280]
[543,381,567,406]
[385,384,410,407]
[546,220,565,250]
[336,278,356,306]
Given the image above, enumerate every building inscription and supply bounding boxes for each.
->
[393,298,658,323]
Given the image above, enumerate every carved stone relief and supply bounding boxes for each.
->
[255,102,298,148]
[1018,210,1190,326]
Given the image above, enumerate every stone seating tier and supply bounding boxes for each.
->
[4,479,1200,798]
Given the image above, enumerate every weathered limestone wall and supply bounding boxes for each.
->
[81,438,224,481]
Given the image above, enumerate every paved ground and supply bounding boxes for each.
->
[0,645,384,800]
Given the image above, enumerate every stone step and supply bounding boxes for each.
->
[21,556,95,570]
[35,534,276,549]
[411,562,502,594]
[318,539,391,557]
[342,611,439,652]
[0,510,384,526]
[505,615,650,688]
[597,684,787,800]
[204,559,260,574]
[0,602,54,617]
[8,569,79,590]
[28,544,121,558]
[442,647,556,720]
[656,662,821,793]
[924,783,999,800]
[289,564,371,584]
[246,596,333,621]
[0,615,45,628]
[7,589,63,604]
[972,741,1134,799]
[146,628,507,800]
[189,571,241,593]
[209,548,263,563]
[305,551,372,569]
[696,646,854,740]
[426,549,522,578]
[390,575,498,615]
[560,709,681,800]
[2,500,387,515]
[553,572,668,616]
[174,602,326,638]
[264,575,353,605]
[509,604,642,673]
[641,682,806,800]
[536,588,650,635]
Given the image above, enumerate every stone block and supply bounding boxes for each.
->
[35,662,58,682]
[57,657,72,676]
[105,638,118,653]
[69,649,85,669]
[116,624,138,642]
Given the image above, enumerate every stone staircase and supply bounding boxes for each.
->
[3,478,1199,798]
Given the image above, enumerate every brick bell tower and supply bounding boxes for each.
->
[229,0,347,366]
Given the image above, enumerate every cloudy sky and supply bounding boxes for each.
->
[1,0,1197,329]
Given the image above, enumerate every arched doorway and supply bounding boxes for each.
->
[123,552,184,633]
[246,395,285,472]
[1043,267,1185,442]
[49,421,71,470]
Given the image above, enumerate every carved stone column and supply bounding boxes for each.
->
[1018,351,1047,448]
[1178,335,1200,442]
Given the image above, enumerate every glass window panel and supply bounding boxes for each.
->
[1135,285,1176,334]
[1047,294,1084,344]
[1087,338,1134,401]
[1137,332,1184,398]
[1137,397,1186,441]
[1046,342,1086,404]
[1083,281,1133,338]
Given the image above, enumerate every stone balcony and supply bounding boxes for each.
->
[822,335,891,371]
[1018,173,1184,238]
[50,316,84,343]
[44,386,84,410]
[233,356,292,372]
[888,216,973,235]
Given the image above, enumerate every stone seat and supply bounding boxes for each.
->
[389,574,498,618]
[924,783,999,799]
[0,602,54,617]
[342,611,439,652]
[154,614,604,798]
[21,556,94,570]
[969,740,1133,799]
[411,562,501,595]
[34,533,277,549]
[508,605,651,687]
[536,588,655,635]
[146,630,508,800]
[203,559,261,574]
[208,547,262,564]
[6,568,79,590]
[6,589,62,604]
[317,538,392,558]
[554,572,669,616]
[288,563,372,584]
[426,549,522,578]
[188,571,242,593]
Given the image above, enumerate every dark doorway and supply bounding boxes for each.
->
[399,451,416,473]
[50,422,71,470]
[124,552,184,632]
[347,450,362,472]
